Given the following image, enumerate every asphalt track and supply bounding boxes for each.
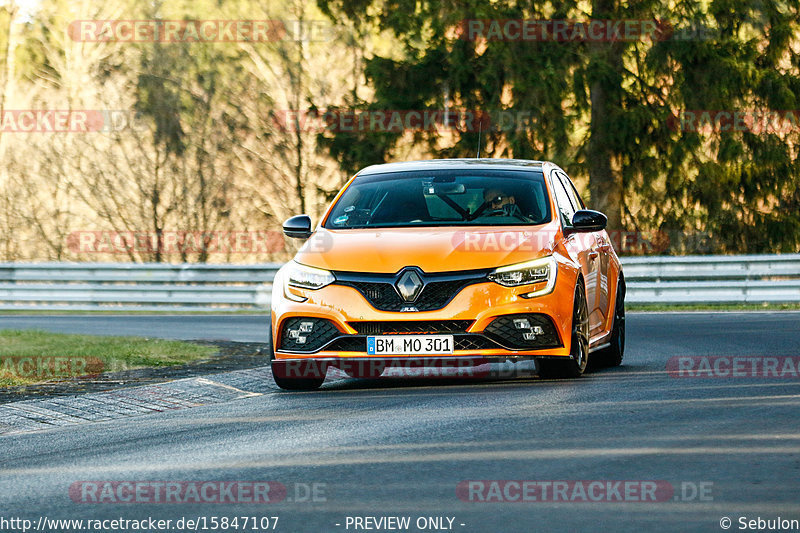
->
[1,312,799,532]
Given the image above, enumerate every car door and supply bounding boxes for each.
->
[549,170,598,330]
[561,174,612,334]
[555,171,605,338]
[588,218,612,333]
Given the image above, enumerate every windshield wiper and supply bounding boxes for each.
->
[367,192,390,223]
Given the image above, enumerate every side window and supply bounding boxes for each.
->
[550,171,576,227]
[559,172,586,210]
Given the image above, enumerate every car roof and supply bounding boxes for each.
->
[357,158,550,176]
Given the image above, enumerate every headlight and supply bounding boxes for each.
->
[285,261,336,290]
[488,256,557,296]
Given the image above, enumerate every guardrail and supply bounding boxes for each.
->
[0,263,280,311]
[0,254,799,310]
[621,254,800,304]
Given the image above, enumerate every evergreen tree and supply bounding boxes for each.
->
[317,0,800,253]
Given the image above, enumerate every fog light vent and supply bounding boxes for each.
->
[279,317,339,352]
[483,314,560,350]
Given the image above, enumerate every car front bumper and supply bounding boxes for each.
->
[271,262,580,363]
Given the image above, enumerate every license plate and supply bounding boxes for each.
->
[367,335,454,355]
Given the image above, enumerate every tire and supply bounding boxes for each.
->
[538,281,589,379]
[268,319,326,391]
[592,275,625,368]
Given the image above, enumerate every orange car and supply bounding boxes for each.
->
[270,159,625,390]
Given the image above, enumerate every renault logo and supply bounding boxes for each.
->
[396,270,424,302]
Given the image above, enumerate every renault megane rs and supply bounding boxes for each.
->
[270,159,625,390]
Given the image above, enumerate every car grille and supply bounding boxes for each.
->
[349,320,473,335]
[327,336,369,352]
[333,268,490,312]
[453,335,500,350]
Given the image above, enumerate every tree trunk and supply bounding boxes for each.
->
[587,0,623,230]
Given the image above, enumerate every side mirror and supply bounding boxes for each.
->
[283,215,313,239]
[569,210,607,233]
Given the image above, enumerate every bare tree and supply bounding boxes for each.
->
[232,0,351,229]
[0,1,20,260]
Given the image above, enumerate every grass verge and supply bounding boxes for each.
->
[0,329,216,387]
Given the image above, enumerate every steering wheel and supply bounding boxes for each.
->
[482,206,532,222]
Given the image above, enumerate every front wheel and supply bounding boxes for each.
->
[538,281,589,379]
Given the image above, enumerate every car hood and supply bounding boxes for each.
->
[294,224,559,273]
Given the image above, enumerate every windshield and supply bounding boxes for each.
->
[324,169,551,229]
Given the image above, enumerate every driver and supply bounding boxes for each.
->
[483,187,526,219]
[484,188,516,210]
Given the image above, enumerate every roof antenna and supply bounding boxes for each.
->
[476,119,482,159]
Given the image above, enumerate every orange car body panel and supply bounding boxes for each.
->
[272,160,622,362]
